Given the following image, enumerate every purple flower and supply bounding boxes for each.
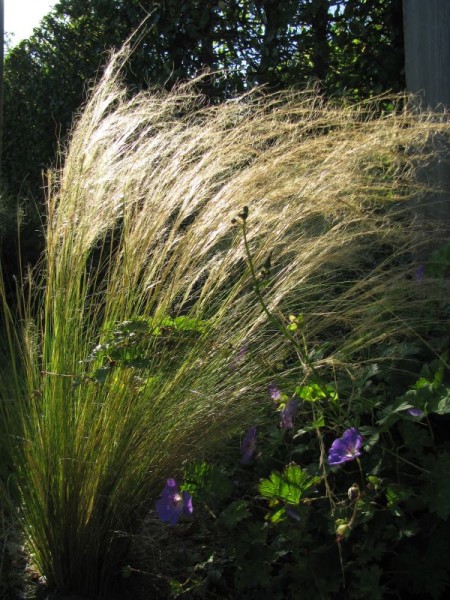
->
[280,399,299,429]
[268,383,281,401]
[328,428,363,467]
[285,506,301,522]
[407,407,424,418]
[241,426,257,464]
[415,265,425,282]
[156,478,193,525]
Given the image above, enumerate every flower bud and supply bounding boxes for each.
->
[348,483,360,502]
[336,522,351,540]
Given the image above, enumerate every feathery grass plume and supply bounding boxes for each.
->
[1,44,449,595]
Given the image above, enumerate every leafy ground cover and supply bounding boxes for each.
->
[120,238,450,600]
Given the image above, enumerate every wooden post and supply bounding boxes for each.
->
[403,0,450,224]
[403,0,450,111]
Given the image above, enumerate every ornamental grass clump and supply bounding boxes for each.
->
[1,45,449,596]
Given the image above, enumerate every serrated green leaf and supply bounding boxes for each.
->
[183,461,233,503]
[268,507,286,523]
[386,485,412,509]
[245,521,268,544]
[295,383,338,403]
[311,414,325,429]
[218,500,250,530]
[428,388,450,415]
[258,464,320,504]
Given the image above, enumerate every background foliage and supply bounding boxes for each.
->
[1,0,404,274]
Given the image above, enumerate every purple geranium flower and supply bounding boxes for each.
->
[280,398,299,429]
[268,383,281,401]
[407,407,424,418]
[156,478,193,525]
[328,427,363,467]
[285,506,301,522]
[241,426,257,464]
[415,264,425,282]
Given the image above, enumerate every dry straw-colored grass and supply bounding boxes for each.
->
[2,46,449,595]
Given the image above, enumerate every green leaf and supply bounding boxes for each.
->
[428,388,450,415]
[377,399,415,428]
[386,485,413,511]
[168,579,184,598]
[311,414,325,429]
[245,521,268,544]
[91,365,111,383]
[218,500,251,530]
[183,461,232,503]
[399,357,450,416]
[258,464,320,504]
[358,426,379,450]
[269,507,287,524]
[295,383,338,403]
[350,565,384,599]
[234,554,271,591]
